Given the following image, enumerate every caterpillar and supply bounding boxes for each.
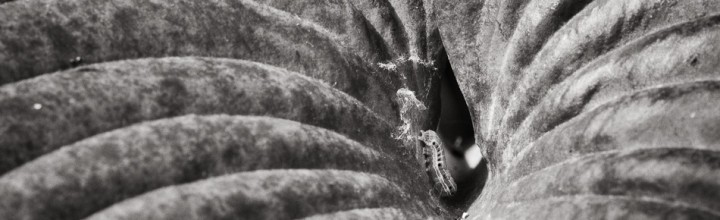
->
[419,130,457,196]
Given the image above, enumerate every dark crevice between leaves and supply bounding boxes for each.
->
[442,158,488,213]
[431,45,487,213]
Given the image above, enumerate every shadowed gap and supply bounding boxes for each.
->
[434,48,488,213]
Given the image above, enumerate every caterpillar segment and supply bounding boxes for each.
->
[419,130,457,197]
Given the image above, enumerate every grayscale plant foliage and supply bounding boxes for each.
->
[1,0,719,219]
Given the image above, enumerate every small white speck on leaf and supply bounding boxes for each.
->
[32,103,42,110]
[408,55,421,63]
[378,55,436,72]
[378,62,398,71]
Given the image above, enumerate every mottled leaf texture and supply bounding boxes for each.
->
[1,0,720,219]
[436,0,720,219]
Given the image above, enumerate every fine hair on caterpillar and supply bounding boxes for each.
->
[419,130,457,196]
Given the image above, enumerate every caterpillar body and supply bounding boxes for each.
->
[419,130,457,196]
